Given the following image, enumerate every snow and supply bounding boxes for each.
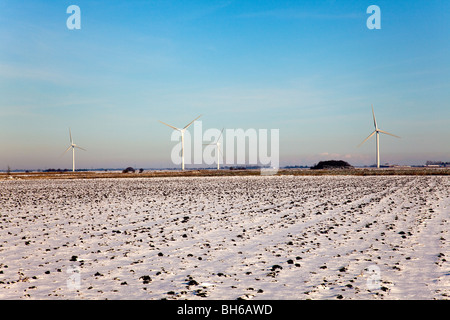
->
[0,175,448,300]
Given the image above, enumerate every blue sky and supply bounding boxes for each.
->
[0,0,449,169]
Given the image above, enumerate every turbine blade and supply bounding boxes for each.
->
[358,131,376,147]
[183,114,202,130]
[217,128,224,141]
[371,105,378,129]
[69,128,73,143]
[61,145,72,157]
[75,146,87,151]
[158,120,180,131]
[378,129,400,138]
[204,128,224,145]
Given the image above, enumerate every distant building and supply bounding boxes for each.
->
[426,161,450,168]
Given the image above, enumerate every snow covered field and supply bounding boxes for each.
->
[0,176,448,300]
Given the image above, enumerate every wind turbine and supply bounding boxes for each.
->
[159,115,202,170]
[203,128,224,170]
[358,105,400,168]
[62,128,86,172]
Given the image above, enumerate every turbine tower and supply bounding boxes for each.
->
[63,128,86,172]
[159,115,202,170]
[203,128,224,170]
[358,105,400,168]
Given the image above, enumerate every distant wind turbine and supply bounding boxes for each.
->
[62,128,86,172]
[358,105,400,168]
[203,128,224,170]
[159,115,202,170]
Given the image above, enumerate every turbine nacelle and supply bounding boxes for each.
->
[203,128,224,170]
[159,115,202,170]
[62,128,86,172]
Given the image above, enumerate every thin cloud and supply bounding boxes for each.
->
[0,63,67,85]
[236,9,360,20]
[179,0,234,21]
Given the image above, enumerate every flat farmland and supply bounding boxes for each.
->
[0,175,448,299]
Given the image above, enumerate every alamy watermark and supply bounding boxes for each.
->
[367,5,381,30]
[366,264,381,290]
[66,265,81,290]
[67,5,81,30]
[66,5,381,31]
[167,121,279,175]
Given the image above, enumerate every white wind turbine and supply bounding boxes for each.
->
[203,128,224,170]
[62,128,86,172]
[358,105,400,168]
[159,115,202,170]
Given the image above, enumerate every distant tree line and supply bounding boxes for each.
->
[122,167,144,173]
[310,160,353,170]
[43,168,70,172]
[426,161,450,167]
